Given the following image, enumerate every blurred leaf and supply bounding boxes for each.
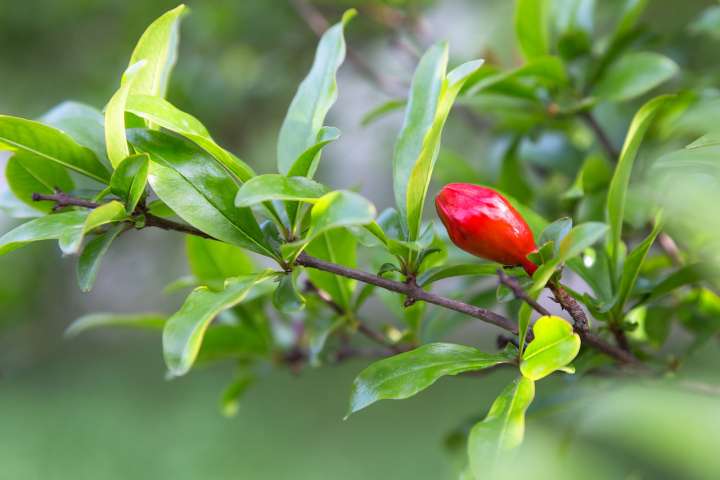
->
[347,343,515,417]
[220,373,254,418]
[689,5,720,40]
[186,235,254,291]
[234,174,327,207]
[567,247,614,305]
[65,312,166,337]
[646,263,705,303]
[539,217,572,254]
[126,94,255,182]
[306,229,356,311]
[77,223,125,292]
[129,129,276,259]
[277,10,354,176]
[499,141,532,204]
[593,52,677,102]
[564,154,612,199]
[110,153,149,213]
[163,271,274,377]
[464,56,566,96]
[520,315,580,380]
[272,271,305,313]
[514,0,549,60]
[0,210,88,256]
[5,152,74,213]
[361,99,406,126]
[417,263,500,287]
[606,95,672,265]
[41,101,107,161]
[558,222,608,262]
[0,115,109,183]
[467,376,535,476]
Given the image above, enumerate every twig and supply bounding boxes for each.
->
[497,268,550,316]
[32,190,100,210]
[548,282,590,332]
[580,111,619,160]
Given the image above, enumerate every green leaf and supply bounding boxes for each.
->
[514,0,549,60]
[234,174,327,207]
[185,235,254,291]
[163,271,274,377]
[347,343,515,417]
[0,210,88,256]
[126,94,255,182]
[361,99,406,126]
[277,9,355,176]
[65,312,166,337]
[520,315,581,380]
[593,52,678,102]
[105,61,147,167]
[220,373,254,417]
[394,42,483,240]
[467,376,535,475]
[272,271,306,313]
[464,56,566,96]
[539,217,572,253]
[110,153,149,213]
[606,95,673,265]
[129,129,276,259]
[60,200,127,255]
[306,229,357,310]
[416,263,500,287]
[5,152,74,213]
[41,101,107,161]
[286,126,341,178]
[613,215,662,315]
[127,4,186,99]
[0,115,109,183]
[77,223,125,292]
[558,222,608,261]
[518,302,534,354]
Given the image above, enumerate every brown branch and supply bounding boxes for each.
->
[580,111,619,160]
[497,268,549,316]
[548,282,590,332]
[32,190,100,210]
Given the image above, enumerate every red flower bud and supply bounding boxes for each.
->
[435,183,538,275]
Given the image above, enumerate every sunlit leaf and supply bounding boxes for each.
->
[514,0,549,60]
[185,235,254,291]
[65,312,166,337]
[234,174,327,207]
[520,315,580,380]
[110,153,149,213]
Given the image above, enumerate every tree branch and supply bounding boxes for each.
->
[497,268,549,316]
[580,111,619,160]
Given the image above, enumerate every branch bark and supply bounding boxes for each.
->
[580,111,619,160]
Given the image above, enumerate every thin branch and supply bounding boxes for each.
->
[580,111,619,160]
[32,190,100,210]
[547,282,590,332]
[497,268,550,316]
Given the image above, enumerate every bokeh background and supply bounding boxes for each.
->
[2,1,719,479]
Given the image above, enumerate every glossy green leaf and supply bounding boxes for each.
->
[127,4,186,99]
[163,271,274,377]
[65,312,166,337]
[185,235,254,291]
[0,115,109,183]
[0,210,88,256]
[467,376,535,475]
[306,229,356,310]
[77,223,125,292]
[286,126,341,178]
[613,215,663,315]
[347,343,515,417]
[272,271,305,313]
[394,42,483,240]
[277,9,354,175]
[126,94,255,182]
[539,217,572,254]
[520,315,581,380]
[110,153,149,213]
[606,95,673,264]
[234,174,327,207]
[129,129,276,259]
[5,152,74,213]
[105,61,146,167]
[416,263,500,287]
[60,200,127,255]
[41,101,107,161]
[593,52,677,102]
[514,0,549,60]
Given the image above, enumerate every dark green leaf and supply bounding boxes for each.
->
[77,223,125,292]
[272,271,305,313]
[185,235,254,291]
[110,153,149,213]
[5,152,74,213]
[347,343,515,417]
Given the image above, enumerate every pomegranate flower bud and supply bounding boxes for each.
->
[435,183,538,275]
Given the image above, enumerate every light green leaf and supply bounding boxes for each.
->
[514,0,549,60]
[220,373,254,417]
[394,42,483,240]
[286,126,341,178]
[347,343,515,417]
[272,271,306,313]
[593,52,678,102]
[306,229,357,310]
[105,61,147,167]
[65,312,166,337]
[0,115,109,183]
[60,200,127,255]
[126,94,255,181]
[163,271,274,377]
[606,95,673,265]
[361,99,406,126]
[277,9,354,175]
[129,129,276,259]
[558,222,608,261]
[467,376,535,476]
[185,235,254,291]
[5,152,74,213]
[41,101,107,161]
[520,315,581,380]
[518,302,534,354]
[0,210,88,256]
[613,214,663,315]
[110,153,149,213]
[416,263,500,287]
[127,4,186,99]
[77,223,125,292]
[234,174,327,207]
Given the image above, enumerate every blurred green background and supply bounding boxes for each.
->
[2,1,720,479]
